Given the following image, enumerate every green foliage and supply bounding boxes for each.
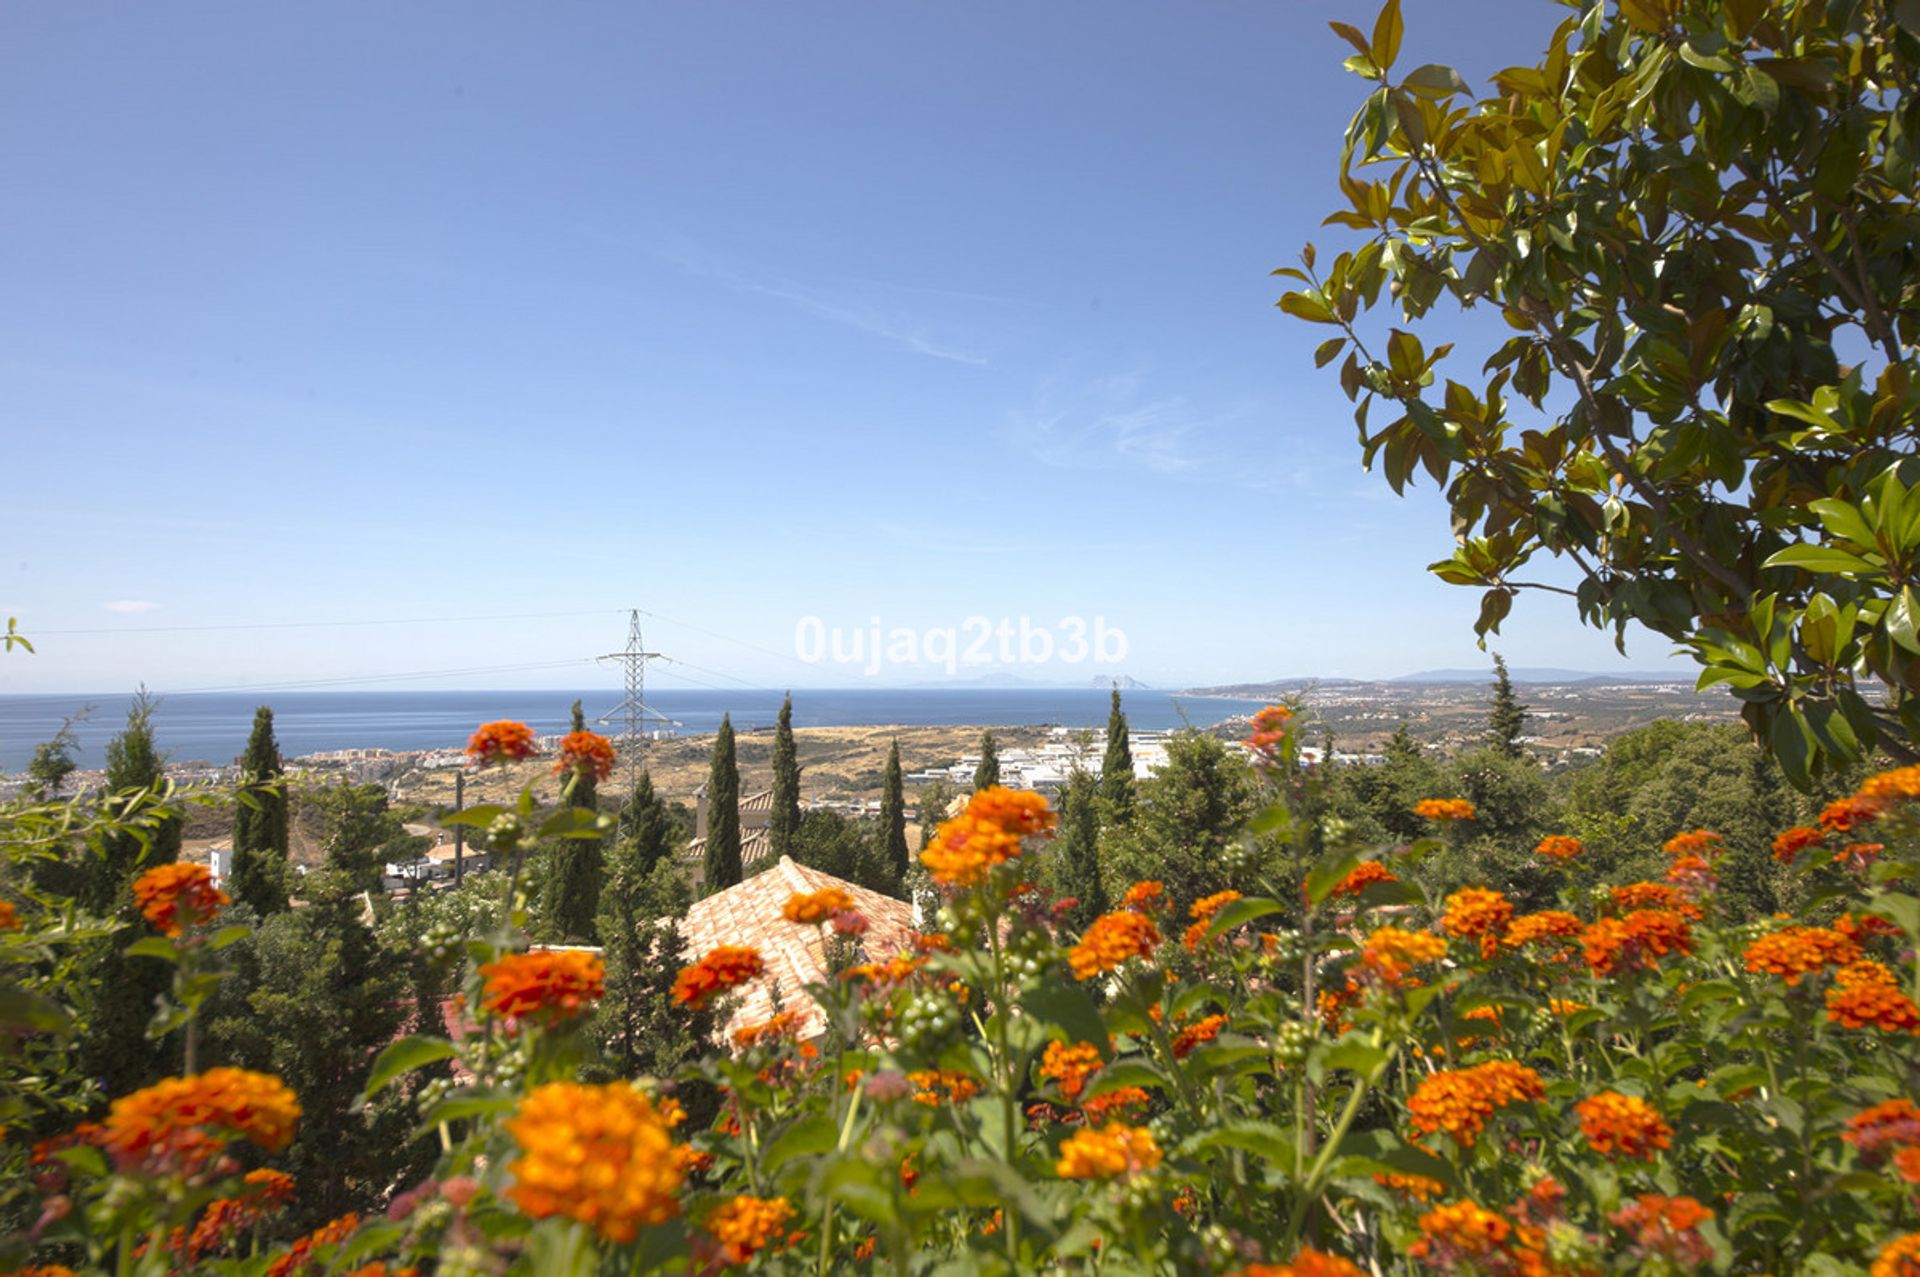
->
[877,740,909,891]
[1281,0,1920,785]
[230,705,290,917]
[24,708,86,801]
[1102,729,1259,913]
[1101,686,1135,824]
[616,770,679,882]
[1048,769,1108,932]
[594,854,712,1090]
[305,781,413,895]
[973,730,1000,792]
[769,694,802,860]
[791,808,896,897]
[1337,723,1445,845]
[543,701,605,943]
[702,714,742,895]
[1486,654,1529,760]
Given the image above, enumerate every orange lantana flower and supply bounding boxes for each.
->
[554,730,617,782]
[1182,890,1244,951]
[1772,826,1825,864]
[1820,795,1883,833]
[1442,887,1513,958]
[782,887,855,924]
[1582,909,1693,977]
[1172,1013,1228,1059]
[506,1081,682,1243]
[1826,961,1920,1034]
[672,946,765,1009]
[103,1068,301,1171]
[1055,1121,1162,1179]
[1533,834,1583,861]
[1226,1250,1367,1277]
[1331,861,1398,898]
[703,1195,795,1265]
[1575,1090,1671,1160]
[1662,829,1723,859]
[465,720,538,766]
[1503,910,1584,949]
[132,863,229,938]
[480,949,605,1024]
[1039,1040,1103,1101]
[1407,1061,1544,1146]
[1120,880,1165,911]
[265,1214,359,1277]
[1069,910,1161,981]
[921,787,1055,887]
[1743,926,1861,986]
[1413,798,1476,822]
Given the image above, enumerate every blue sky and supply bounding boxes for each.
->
[0,1,1689,696]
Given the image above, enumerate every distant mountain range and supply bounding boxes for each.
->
[1183,667,1688,696]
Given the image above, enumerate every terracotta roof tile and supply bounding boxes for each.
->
[680,856,917,1041]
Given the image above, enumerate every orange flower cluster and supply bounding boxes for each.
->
[1662,829,1723,859]
[1532,834,1583,861]
[1120,880,1165,911]
[1374,1171,1446,1202]
[505,1081,682,1243]
[1070,910,1161,981]
[1582,909,1693,977]
[672,945,765,1008]
[103,1068,300,1170]
[1859,764,1920,804]
[1055,1121,1163,1179]
[1607,881,1701,918]
[1773,825,1825,863]
[343,1266,419,1277]
[1246,705,1295,763]
[1331,861,1398,898]
[1549,998,1587,1017]
[265,1213,359,1277]
[782,887,854,924]
[732,1011,805,1050]
[0,899,17,930]
[465,720,538,766]
[1407,1061,1544,1146]
[1826,961,1920,1034]
[7,1267,79,1277]
[554,730,617,781]
[909,1070,981,1106]
[1226,1250,1367,1277]
[1575,1090,1671,1160]
[480,949,605,1024]
[132,862,229,938]
[1407,1200,1511,1262]
[1743,926,1862,985]
[1821,795,1883,833]
[1081,1086,1151,1121]
[1612,1194,1712,1266]
[1442,888,1513,957]
[921,787,1056,887]
[1361,926,1447,985]
[1039,1040,1103,1100]
[1877,1232,1920,1277]
[187,1169,296,1260]
[1845,1099,1920,1160]
[1413,798,1476,822]
[1502,909,1583,949]
[1172,1013,1228,1059]
[1182,890,1244,951]
[703,1195,795,1265]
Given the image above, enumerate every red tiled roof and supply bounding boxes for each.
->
[680,856,917,1041]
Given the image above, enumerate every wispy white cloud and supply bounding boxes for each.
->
[1007,373,1292,487]
[104,600,159,614]
[655,245,990,367]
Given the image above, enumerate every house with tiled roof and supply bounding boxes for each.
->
[680,855,916,1042]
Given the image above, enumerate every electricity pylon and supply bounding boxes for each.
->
[596,609,678,785]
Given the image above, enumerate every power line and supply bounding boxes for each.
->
[28,608,622,637]
[635,607,818,673]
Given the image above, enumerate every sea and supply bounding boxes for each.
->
[0,688,1272,772]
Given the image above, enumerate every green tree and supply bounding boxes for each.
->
[24,708,87,800]
[1486,655,1529,760]
[1279,0,1920,784]
[1102,730,1258,914]
[791,808,894,896]
[1100,687,1135,824]
[877,740,909,890]
[305,782,416,895]
[769,694,803,860]
[973,731,1001,792]
[1050,769,1108,932]
[544,700,605,943]
[917,779,955,847]
[702,714,742,895]
[76,691,183,1099]
[618,769,680,880]
[596,799,714,1077]
[1342,724,1447,845]
[230,706,290,917]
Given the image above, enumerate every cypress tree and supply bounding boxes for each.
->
[230,706,290,916]
[769,694,802,859]
[973,730,1001,792]
[1487,654,1530,760]
[618,769,679,879]
[79,690,182,1097]
[877,739,909,889]
[1053,768,1108,931]
[702,714,742,894]
[546,700,605,942]
[1100,686,1135,823]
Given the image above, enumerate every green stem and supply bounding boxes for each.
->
[1286,1038,1387,1249]
[986,913,1021,1265]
